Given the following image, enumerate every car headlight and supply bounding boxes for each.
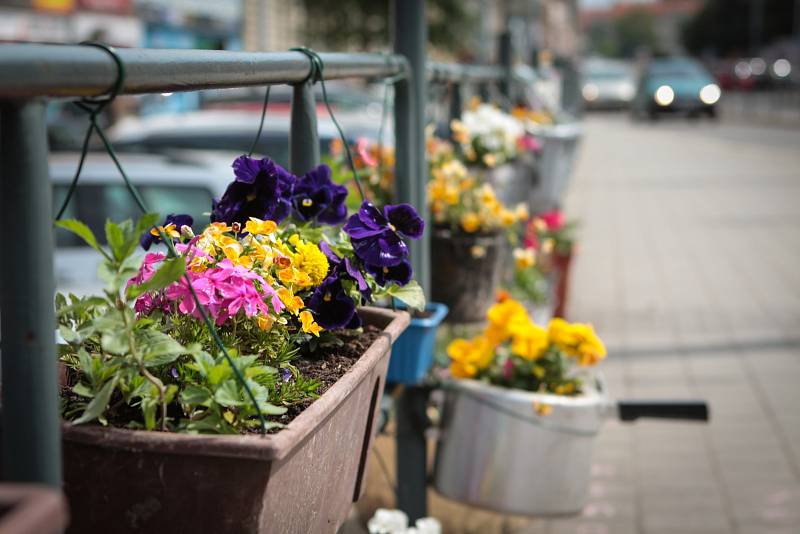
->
[654,85,674,106]
[582,83,599,102]
[699,84,721,105]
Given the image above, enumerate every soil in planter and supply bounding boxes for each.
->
[276,325,382,425]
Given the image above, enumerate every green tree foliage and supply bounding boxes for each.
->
[586,8,661,58]
[301,0,476,54]
[683,0,796,56]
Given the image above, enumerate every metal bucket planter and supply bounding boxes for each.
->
[529,122,582,214]
[51,307,409,534]
[434,378,708,516]
[386,302,449,385]
[474,158,536,211]
[431,228,505,324]
[0,484,69,534]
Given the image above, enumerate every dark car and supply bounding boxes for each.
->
[632,57,721,119]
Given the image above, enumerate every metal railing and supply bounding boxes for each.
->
[0,41,421,491]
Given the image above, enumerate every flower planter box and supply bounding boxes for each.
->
[433,378,606,516]
[0,484,69,534]
[386,302,449,385]
[431,228,505,324]
[528,123,582,214]
[47,307,408,534]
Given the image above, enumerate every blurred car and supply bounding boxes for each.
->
[581,58,636,110]
[110,109,390,168]
[52,150,237,296]
[632,57,721,119]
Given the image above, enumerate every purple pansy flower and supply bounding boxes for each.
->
[306,275,361,330]
[365,258,413,287]
[211,155,296,225]
[343,202,424,267]
[292,164,348,225]
[140,213,193,251]
[319,242,371,302]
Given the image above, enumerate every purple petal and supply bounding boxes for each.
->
[343,213,385,239]
[352,232,407,267]
[232,155,263,184]
[384,203,424,240]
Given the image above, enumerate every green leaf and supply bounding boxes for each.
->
[136,329,187,367]
[73,377,116,425]
[180,385,213,407]
[127,257,185,299]
[101,329,129,356]
[214,380,244,407]
[72,382,94,398]
[380,280,426,311]
[55,219,108,258]
[105,219,126,262]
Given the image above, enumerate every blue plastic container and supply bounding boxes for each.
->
[386,302,449,385]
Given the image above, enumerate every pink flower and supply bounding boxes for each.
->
[128,252,166,287]
[518,134,541,153]
[356,138,377,167]
[539,210,564,230]
[502,358,514,380]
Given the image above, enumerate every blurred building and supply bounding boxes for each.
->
[580,0,702,56]
[242,0,305,51]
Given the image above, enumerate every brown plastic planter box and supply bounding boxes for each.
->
[59,307,409,534]
[0,484,68,534]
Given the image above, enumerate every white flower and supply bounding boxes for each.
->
[415,517,442,534]
[368,508,409,533]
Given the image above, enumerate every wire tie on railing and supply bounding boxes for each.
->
[290,46,367,202]
[247,85,271,157]
[56,41,269,435]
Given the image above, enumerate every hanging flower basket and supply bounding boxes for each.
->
[528,122,582,214]
[386,302,449,385]
[434,378,606,516]
[431,227,506,323]
[57,307,408,534]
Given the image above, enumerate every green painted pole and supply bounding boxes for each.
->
[393,0,429,296]
[393,0,430,523]
[499,30,513,109]
[289,81,320,175]
[0,99,62,487]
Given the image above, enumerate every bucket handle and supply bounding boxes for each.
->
[617,400,709,422]
[352,376,382,502]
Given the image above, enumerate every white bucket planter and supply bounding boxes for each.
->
[529,122,582,214]
[433,378,606,516]
[433,378,708,516]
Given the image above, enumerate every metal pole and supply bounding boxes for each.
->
[393,0,429,295]
[448,82,463,137]
[393,0,430,522]
[0,99,61,487]
[289,81,320,175]
[499,29,513,109]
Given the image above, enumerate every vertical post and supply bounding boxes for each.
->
[447,81,463,137]
[499,29,513,109]
[0,99,62,487]
[393,0,429,296]
[289,81,320,175]
[393,0,430,523]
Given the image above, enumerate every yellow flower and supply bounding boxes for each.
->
[460,212,481,233]
[450,119,470,144]
[150,223,180,240]
[299,310,322,337]
[500,209,517,227]
[510,319,548,361]
[533,402,553,416]
[532,217,547,233]
[447,336,495,378]
[513,248,536,270]
[277,287,304,315]
[292,239,329,287]
[548,319,606,366]
[478,184,496,205]
[482,153,497,167]
[541,238,555,255]
[485,299,529,345]
[514,203,529,221]
[245,218,277,235]
[257,315,274,331]
[468,95,481,111]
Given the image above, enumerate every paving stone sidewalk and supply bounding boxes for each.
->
[354,115,800,534]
